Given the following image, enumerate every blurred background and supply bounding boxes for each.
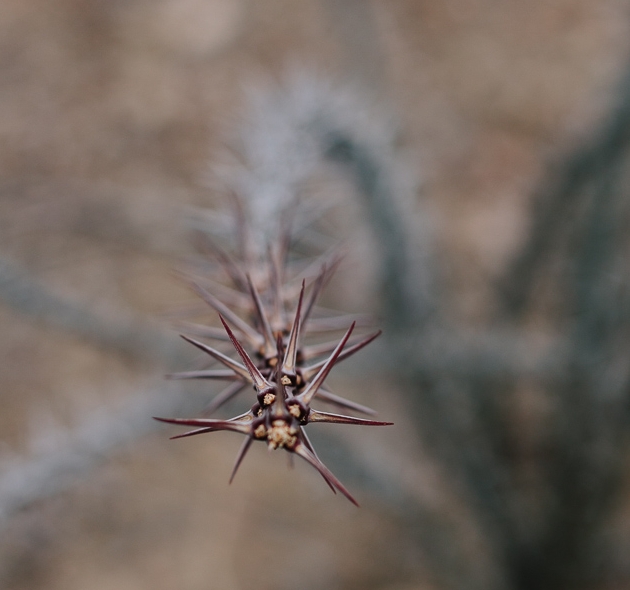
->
[2,1,630,589]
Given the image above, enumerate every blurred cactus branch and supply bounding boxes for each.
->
[319,106,522,588]
[351,53,630,588]
[0,385,187,528]
[324,132,434,331]
[496,63,630,590]
[511,98,630,589]
[499,63,630,317]
[0,257,185,368]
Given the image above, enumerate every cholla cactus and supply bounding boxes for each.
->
[155,190,392,505]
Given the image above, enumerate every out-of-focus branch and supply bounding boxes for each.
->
[323,129,437,333]
[0,384,188,529]
[310,429,508,590]
[315,83,525,585]
[390,327,567,381]
[0,257,185,368]
[514,115,630,590]
[499,64,630,317]
[347,51,630,588]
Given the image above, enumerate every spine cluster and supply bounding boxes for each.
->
[155,197,392,505]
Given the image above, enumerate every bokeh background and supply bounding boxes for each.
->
[2,1,630,589]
